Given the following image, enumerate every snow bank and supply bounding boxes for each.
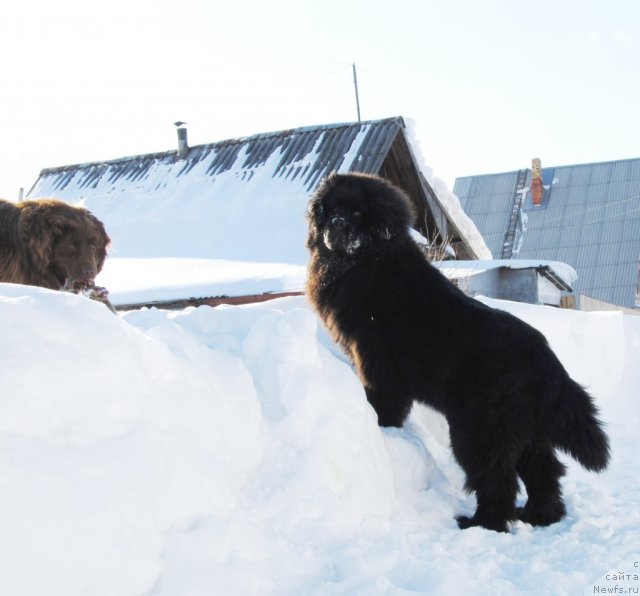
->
[0,284,264,594]
[96,257,306,306]
[0,284,638,595]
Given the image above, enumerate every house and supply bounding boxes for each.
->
[454,158,640,311]
[28,117,490,267]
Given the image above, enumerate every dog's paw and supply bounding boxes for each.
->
[516,504,565,527]
[456,514,509,533]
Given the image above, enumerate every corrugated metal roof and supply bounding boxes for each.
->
[31,117,401,197]
[454,158,640,308]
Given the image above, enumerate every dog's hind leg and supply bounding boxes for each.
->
[516,444,567,526]
[455,467,520,532]
[450,422,520,532]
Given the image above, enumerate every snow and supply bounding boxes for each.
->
[404,119,493,260]
[1,282,638,595]
[97,258,306,306]
[27,122,393,266]
[434,258,578,289]
[29,135,322,264]
[6,123,638,592]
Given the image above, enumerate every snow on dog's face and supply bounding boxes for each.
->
[306,172,415,256]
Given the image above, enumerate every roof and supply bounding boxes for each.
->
[34,119,400,196]
[28,117,490,264]
[454,158,640,308]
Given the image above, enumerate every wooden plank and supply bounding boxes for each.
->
[115,291,305,312]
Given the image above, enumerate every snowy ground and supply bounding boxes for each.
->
[1,282,638,595]
[97,258,306,306]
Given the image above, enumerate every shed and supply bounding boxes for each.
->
[434,260,576,307]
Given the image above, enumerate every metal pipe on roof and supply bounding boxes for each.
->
[175,122,189,159]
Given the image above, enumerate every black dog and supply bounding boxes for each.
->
[306,172,610,532]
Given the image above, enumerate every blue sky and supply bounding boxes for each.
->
[1,0,638,199]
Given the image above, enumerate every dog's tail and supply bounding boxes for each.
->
[549,376,610,472]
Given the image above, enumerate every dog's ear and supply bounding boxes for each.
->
[369,180,416,241]
[305,197,324,248]
[19,202,65,270]
[87,212,111,272]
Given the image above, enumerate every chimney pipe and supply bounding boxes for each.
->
[177,126,189,159]
[531,157,543,206]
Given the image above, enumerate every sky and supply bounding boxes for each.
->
[1,0,639,200]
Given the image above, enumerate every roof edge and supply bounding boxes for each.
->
[37,116,406,176]
[455,154,640,183]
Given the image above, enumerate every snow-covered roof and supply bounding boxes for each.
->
[28,117,491,264]
[434,259,577,291]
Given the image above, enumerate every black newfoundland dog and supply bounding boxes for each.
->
[306,172,610,532]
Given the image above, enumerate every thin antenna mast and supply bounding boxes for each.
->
[352,62,361,122]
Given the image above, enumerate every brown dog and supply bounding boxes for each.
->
[0,198,110,296]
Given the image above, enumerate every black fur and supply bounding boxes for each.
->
[306,172,610,532]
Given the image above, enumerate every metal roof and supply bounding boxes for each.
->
[454,158,640,308]
[31,117,404,196]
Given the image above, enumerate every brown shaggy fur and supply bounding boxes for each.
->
[0,198,110,290]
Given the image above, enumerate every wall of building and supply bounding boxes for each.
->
[454,270,500,299]
[498,269,539,304]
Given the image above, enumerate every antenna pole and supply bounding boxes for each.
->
[352,62,361,122]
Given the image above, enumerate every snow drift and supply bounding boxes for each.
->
[1,283,638,595]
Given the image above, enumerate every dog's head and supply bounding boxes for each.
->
[19,200,110,286]
[306,172,415,256]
